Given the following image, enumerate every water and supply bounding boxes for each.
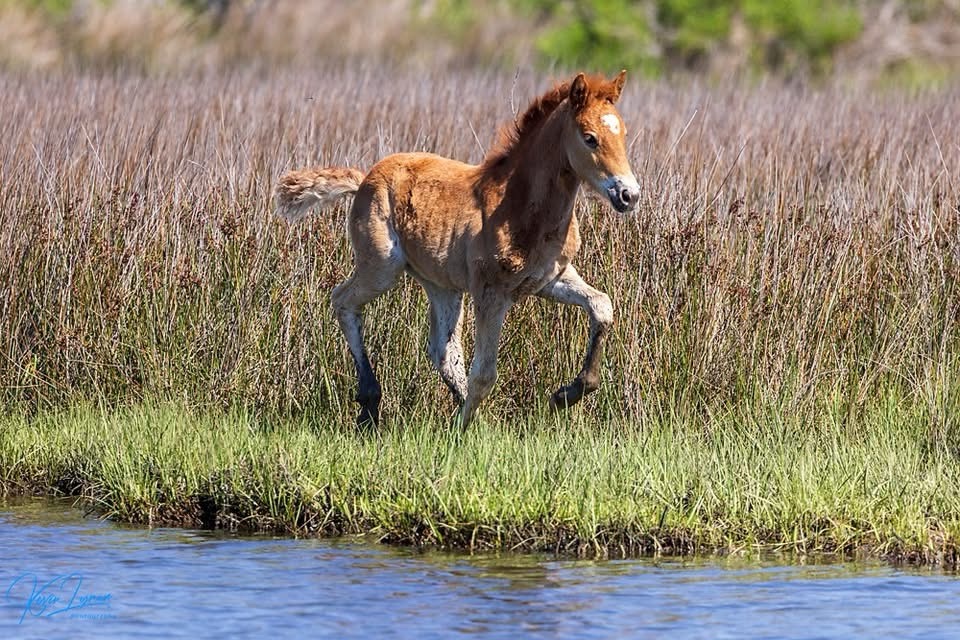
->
[1,499,959,639]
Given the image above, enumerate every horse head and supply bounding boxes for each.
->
[563,71,640,214]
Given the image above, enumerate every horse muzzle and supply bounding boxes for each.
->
[603,175,640,213]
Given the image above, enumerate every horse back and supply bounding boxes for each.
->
[361,153,481,291]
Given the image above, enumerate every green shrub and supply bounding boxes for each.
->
[531,0,659,75]
[657,0,733,67]
[514,0,863,75]
[0,0,73,15]
[741,0,861,72]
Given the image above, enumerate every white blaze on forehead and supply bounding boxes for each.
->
[601,113,621,135]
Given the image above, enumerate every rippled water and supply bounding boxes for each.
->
[2,498,959,639]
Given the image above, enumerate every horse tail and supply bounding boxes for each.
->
[273,166,366,222]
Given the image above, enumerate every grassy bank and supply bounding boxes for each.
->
[1,402,959,564]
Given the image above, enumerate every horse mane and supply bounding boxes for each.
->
[480,74,617,176]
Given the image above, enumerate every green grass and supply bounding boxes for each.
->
[2,399,958,564]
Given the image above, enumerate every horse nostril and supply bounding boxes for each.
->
[619,188,634,207]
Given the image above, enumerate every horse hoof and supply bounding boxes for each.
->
[355,408,379,430]
[550,382,584,411]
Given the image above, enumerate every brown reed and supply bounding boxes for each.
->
[0,66,957,430]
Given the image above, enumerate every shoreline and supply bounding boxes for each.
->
[2,403,957,567]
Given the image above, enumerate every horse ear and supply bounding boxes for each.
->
[610,70,627,102]
[570,73,588,112]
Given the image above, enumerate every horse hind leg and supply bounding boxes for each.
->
[331,206,405,428]
[421,282,467,405]
[332,268,400,428]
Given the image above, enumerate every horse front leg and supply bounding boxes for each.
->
[536,265,613,410]
[457,290,512,430]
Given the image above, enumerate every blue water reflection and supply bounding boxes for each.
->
[1,499,958,639]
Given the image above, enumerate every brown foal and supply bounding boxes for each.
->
[275,71,640,428]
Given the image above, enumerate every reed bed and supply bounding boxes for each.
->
[1,66,959,560]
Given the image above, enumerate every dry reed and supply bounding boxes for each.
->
[0,67,958,431]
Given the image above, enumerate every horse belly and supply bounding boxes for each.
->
[393,195,475,292]
[398,227,471,291]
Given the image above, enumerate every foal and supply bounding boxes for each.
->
[275,71,639,428]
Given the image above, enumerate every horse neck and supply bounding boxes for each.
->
[499,106,580,230]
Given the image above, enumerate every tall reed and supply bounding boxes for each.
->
[1,67,958,434]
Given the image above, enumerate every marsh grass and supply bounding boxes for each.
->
[2,67,957,422]
[1,401,959,563]
[1,66,959,560]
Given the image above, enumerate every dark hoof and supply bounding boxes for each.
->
[355,383,381,431]
[356,406,380,430]
[550,380,586,411]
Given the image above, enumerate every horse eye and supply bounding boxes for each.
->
[583,132,598,149]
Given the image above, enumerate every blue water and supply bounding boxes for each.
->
[1,499,959,639]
